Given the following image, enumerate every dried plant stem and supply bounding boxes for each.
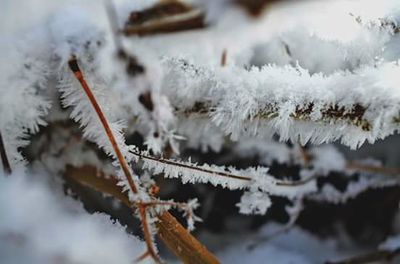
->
[68,58,219,264]
[0,131,12,175]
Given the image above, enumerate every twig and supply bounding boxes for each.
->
[134,150,317,186]
[0,131,12,175]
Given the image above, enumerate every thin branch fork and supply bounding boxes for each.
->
[68,57,219,264]
[65,165,220,264]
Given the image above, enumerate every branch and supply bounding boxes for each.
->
[179,102,371,131]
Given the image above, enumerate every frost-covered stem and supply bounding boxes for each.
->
[0,131,12,175]
[68,57,161,263]
[135,151,315,186]
[136,205,159,263]
[138,152,250,180]
[181,102,371,131]
[68,57,138,194]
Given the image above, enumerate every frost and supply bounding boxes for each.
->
[0,34,51,170]
[237,191,272,215]
[218,223,344,264]
[139,150,317,214]
[309,145,347,174]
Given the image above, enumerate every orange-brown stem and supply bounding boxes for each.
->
[68,57,161,263]
[68,57,138,194]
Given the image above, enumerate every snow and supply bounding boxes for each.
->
[380,234,400,251]
[0,170,148,264]
[217,223,351,264]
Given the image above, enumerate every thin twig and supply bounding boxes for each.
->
[0,131,12,175]
[137,151,251,181]
[68,57,138,194]
[68,57,160,263]
[134,151,317,186]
